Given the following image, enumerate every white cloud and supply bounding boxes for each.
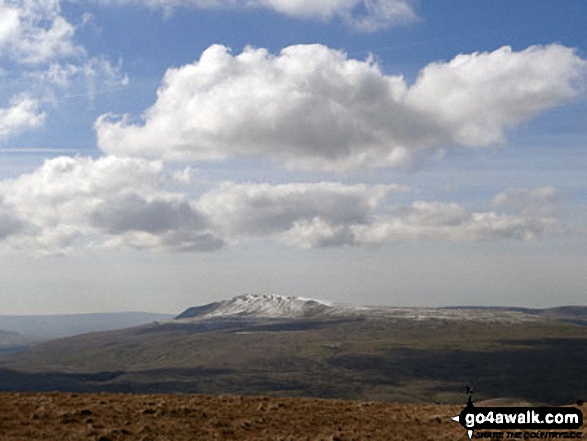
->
[0,5,21,48]
[0,157,566,255]
[0,95,45,138]
[0,197,26,239]
[96,43,586,172]
[197,182,404,238]
[0,156,223,254]
[405,45,586,147]
[0,0,81,64]
[94,0,417,31]
[198,183,566,248]
[349,204,565,246]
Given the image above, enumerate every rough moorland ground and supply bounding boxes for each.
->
[0,392,468,440]
[0,393,585,441]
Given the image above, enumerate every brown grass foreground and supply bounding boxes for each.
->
[0,392,476,440]
[2,393,585,440]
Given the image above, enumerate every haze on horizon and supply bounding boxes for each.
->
[0,0,585,315]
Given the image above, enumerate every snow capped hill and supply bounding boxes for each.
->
[175,294,334,321]
[172,294,549,325]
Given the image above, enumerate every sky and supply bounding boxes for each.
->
[0,0,586,314]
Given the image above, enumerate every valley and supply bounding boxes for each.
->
[1,295,586,405]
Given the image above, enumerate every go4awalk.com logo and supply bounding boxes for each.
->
[451,388,583,439]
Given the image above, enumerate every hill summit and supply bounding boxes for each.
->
[174,294,334,321]
[172,294,569,324]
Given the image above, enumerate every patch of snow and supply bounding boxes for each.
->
[175,293,333,321]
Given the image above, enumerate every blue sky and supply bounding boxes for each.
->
[0,0,585,314]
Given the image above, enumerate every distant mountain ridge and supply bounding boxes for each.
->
[0,330,32,349]
[0,312,174,340]
[3,294,587,404]
[172,294,585,325]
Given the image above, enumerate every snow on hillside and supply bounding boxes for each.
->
[172,294,546,324]
[175,294,334,321]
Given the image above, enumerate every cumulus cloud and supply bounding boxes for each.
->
[94,0,417,31]
[0,155,567,254]
[405,46,586,147]
[197,182,405,238]
[0,95,45,138]
[0,156,223,254]
[198,183,566,248]
[96,43,587,172]
[349,204,564,246]
[0,197,26,239]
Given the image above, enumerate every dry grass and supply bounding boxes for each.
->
[0,392,475,440]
